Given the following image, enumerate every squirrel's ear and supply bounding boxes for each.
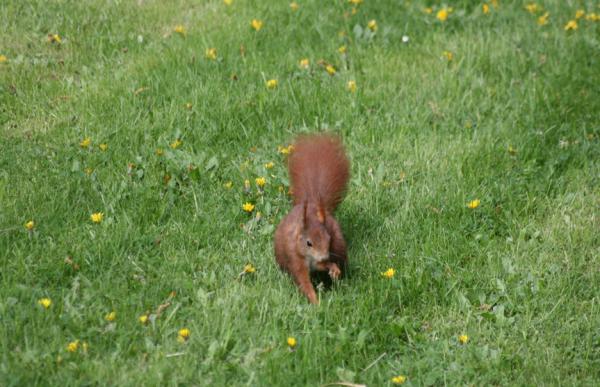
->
[302,201,308,227]
[316,206,325,224]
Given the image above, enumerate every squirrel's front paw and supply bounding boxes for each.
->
[328,264,341,280]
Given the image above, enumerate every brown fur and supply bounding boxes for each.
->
[274,134,350,304]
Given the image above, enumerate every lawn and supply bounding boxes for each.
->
[1,0,599,385]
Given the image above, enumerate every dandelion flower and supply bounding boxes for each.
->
[467,199,480,209]
[289,2,299,11]
[264,161,274,169]
[564,20,578,31]
[105,311,116,322]
[67,340,79,353]
[299,58,310,69]
[242,202,255,212]
[99,143,108,151]
[508,145,517,155]
[338,45,347,54]
[437,8,449,22]
[287,337,297,348]
[223,0,232,5]
[349,0,363,4]
[326,65,336,76]
[537,12,549,26]
[156,148,164,156]
[38,298,52,309]
[483,4,490,14]
[90,212,104,223]
[174,25,186,36]
[80,137,91,148]
[48,34,62,44]
[224,181,233,189]
[347,80,357,92]
[279,144,294,155]
[0,55,7,63]
[205,48,217,60]
[170,139,182,149]
[382,268,395,278]
[178,328,191,340]
[255,177,266,187]
[367,19,378,31]
[251,19,263,31]
[139,314,149,324]
[442,51,453,61]
[266,79,278,89]
[575,10,585,19]
[244,263,256,273]
[25,220,35,231]
[458,334,469,344]
[392,375,407,384]
[185,102,193,110]
[525,3,539,13]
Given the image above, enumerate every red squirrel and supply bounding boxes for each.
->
[274,134,350,304]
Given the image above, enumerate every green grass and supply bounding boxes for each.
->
[1,0,599,385]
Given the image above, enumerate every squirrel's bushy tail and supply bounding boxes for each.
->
[288,134,350,211]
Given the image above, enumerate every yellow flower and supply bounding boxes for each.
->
[242,202,255,212]
[139,314,149,324]
[244,263,256,273]
[178,328,191,340]
[90,212,104,223]
[349,0,363,4]
[67,340,79,353]
[99,143,108,151]
[251,19,263,31]
[84,167,93,176]
[224,181,233,189]
[156,148,164,156]
[482,4,490,14]
[80,137,91,148]
[564,20,578,31]
[338,45,347,54]
[287,337,297,348]
[174,25,186,36]
[105,311,116,322]
[0,55,7,63]
[537,12,549,26]
[367,19,378,31]
[289,2,299,11]
[382,268,395,278]
[467,199,480,209]
[299,58,310,69]
[525,4,539,14]
[508,145,517,155]
[266,79,278,89]
[205,47,217,60]
[437,8,449,22]
[223,0,232,5]
[442,51,453,61]
[255,177,266,187]
[48,34,61,44]
[458,334,469,344]
[423,7,433,14]
[170,139,182,149]
[185,102,193,110]
[347,80,357,93]
[82,341,89,353]
[392,375,407,384]
[264,161,274,169]
[38,298,52,309]
[25,220,35,231]
[575,10,585,19]
[326,65,336,76]
[585,13,599,21]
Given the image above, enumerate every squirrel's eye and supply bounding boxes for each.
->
[306,240,313,247]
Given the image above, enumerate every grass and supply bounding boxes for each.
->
[1,0,599,385]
